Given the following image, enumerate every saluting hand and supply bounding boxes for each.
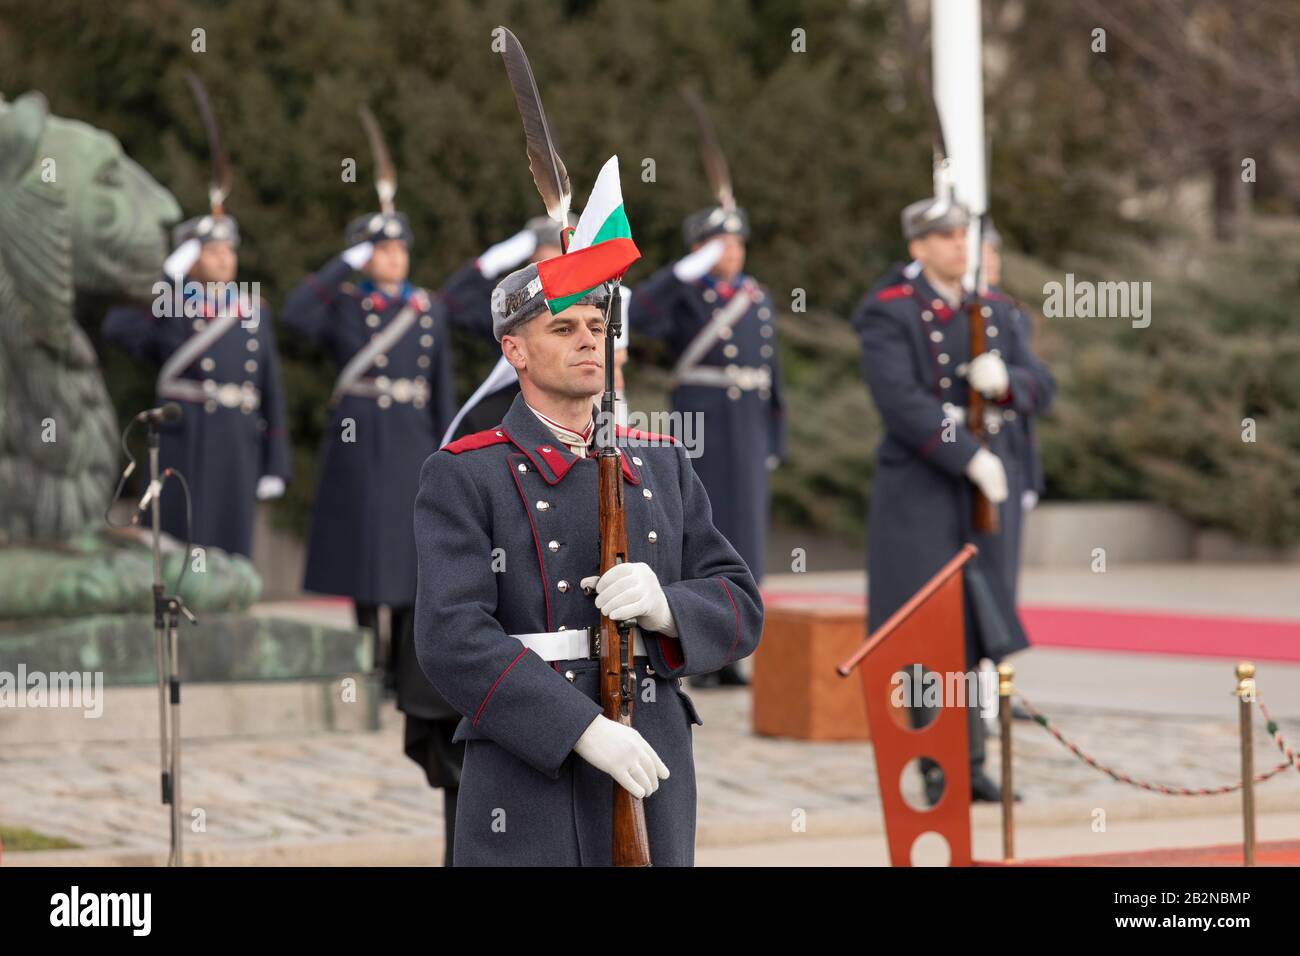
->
[580,562,677,637]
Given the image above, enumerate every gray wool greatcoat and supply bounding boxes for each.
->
[413,394,763,866]
[852,273,1054,665]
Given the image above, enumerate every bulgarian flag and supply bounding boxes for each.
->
[536,155,640,314]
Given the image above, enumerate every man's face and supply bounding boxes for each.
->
[189,240,237,283]
[365,239,410,286]
[909,226,968,285]
[696,233,745,282]
[503,303,607,399]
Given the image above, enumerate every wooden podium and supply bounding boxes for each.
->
[838,544,977,867]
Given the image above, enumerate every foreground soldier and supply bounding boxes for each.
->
[853,197,1052,804]
[413,262,763,866]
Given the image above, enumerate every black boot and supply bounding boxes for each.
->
[971,770,1022,803]
[923,767,945,807]
[716,663,749,686]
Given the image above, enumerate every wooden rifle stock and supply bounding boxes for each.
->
[596,282,651,867]
[967,295,1000,534]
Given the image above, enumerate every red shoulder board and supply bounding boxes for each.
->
[876,284,913,302]
[444,428,510,454]
[617,425,678,445]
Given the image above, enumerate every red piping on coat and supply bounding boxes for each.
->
[473,647,528,726]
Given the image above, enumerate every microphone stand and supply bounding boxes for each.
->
[145,419,196,867]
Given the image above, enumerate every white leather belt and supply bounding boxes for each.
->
[159,378,261,412]
[511,627,647,662]
[677,364,772,391]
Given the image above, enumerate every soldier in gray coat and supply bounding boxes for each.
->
[414,262,764,866]
[852,198,1053,804]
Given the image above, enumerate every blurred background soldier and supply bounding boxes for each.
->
[852,197,1052,804]
[629,210,785,687]
[281,212,454,699]
[103,212,291,558]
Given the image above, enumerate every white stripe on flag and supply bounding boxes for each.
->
[569,155,623,253]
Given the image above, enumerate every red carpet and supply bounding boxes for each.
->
[761,592,1300,663]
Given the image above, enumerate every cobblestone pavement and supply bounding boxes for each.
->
[4,684,1299,863]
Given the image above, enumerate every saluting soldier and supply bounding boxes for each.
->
[413,256,764,866]
[852,197,1052,804]
[628,212,784,687]
[103,212,291,558]
[280,210,454,693]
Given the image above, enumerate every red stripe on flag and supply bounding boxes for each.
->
[537,238,641,299]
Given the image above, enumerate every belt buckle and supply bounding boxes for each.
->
[217,383,242,408]
[586,625,600,660]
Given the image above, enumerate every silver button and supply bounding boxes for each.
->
[646,665,656,676]
[987,326,998,338]
[761,344,774,358]
[204,400,217,413]
[760,325,774,338]
[192,319,207,332]
[245,359,257,373]
[723,344,739,358]
[420,315,434,329]
[374,354,388,368]
[417,355,431,368]
[582,581,595,596]
[1004,409,1018,421]
[548,540,560,552]
[557,580,570,593]
[982,306,993,317]
[643,489,652,499]
[495,430,503,436]
[759,307,771,319]
[420,334,434,347]
[557,625,567,631]
[956,362,970,376]
[727,386,741,400]
[517,463,528,472]
[200,357,215,371]
[703,289,717,303]
[647,531,658,543]
[988,421,1002,435]
[362,297,374,310]
[939,377,953,389]
[536,500,550,511]
[937,353,950,365]
[718,326,733,340]
[932,299,944,309]
[921,310,933,322]
[990,348,1002,357]
[366,313,381,328]
[246,338,259,352]
[377,395,392,408]
[541,446,552,453]
[632,457,642,466]
[564,670,576,682]
[929,330,943,343]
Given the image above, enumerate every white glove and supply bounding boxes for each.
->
[256,475,286,501]
[477,228,538,279]
[965,448,1008,504]
[967,352,1010,399]
[1022,489,1039,512]
[672,238,725,283]
[341,241,374,270]
[163,238,202,281]
[580,561,677,637]
[573,715,670,798]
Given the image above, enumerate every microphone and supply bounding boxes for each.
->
[135,403,183,426]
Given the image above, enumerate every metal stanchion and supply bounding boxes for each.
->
[998,662,1015,862]
[1236,661,1256,867]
